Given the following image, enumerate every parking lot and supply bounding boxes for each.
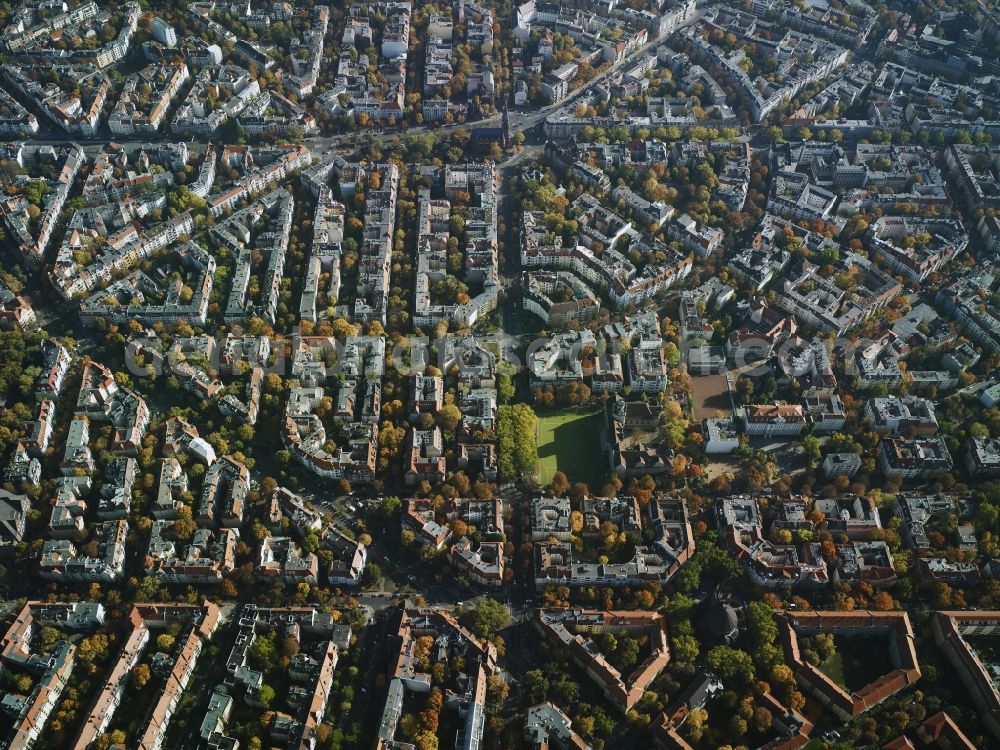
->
[302,491,378,525]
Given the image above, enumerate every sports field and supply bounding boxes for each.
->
[536,407,606,490]
[691,373,734,420]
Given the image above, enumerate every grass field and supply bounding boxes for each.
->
[536,407,607,490]
[817,636,893,692]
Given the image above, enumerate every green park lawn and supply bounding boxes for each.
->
[536,407,607,490]
[816,636,894,692]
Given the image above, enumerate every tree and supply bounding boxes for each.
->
[735,375,754,404]
[870,591,895,611]
[156,634,175,652]
[133,663,151,688]
[302,532,320,554]
[616,637,640,671]
[281,635,300,659]
[487,674,509,706]
[97,731,126,750]
[770,663,794,687]
[820,539,837,563]
[721,712,745,739]
[681,708,708,743]
[497,365,516,403]
[258,684,276,707]
[753,706,773,734]
[329,318,359,339]
[664,342,681,367]
[362,561,382,588]
[660,400,689,450]
[461,599,510,639]
[548,471,569,497]
[39,626,61,653]
[498,405,538,481]
[249,633,276,666]
[557,381,591,406]
[802,435,822,466]
[672,634,700,663]
[437,404,462,432]
[76,633,111,666]
[172,507,196,541]
[705,646,755,685]
[377,496,402,522]
[521,669,549,704]
[0,330,27,398]
[970,423,991,439]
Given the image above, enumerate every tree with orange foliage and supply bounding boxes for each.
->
[819,539,838,562]
[870,591,895,611]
